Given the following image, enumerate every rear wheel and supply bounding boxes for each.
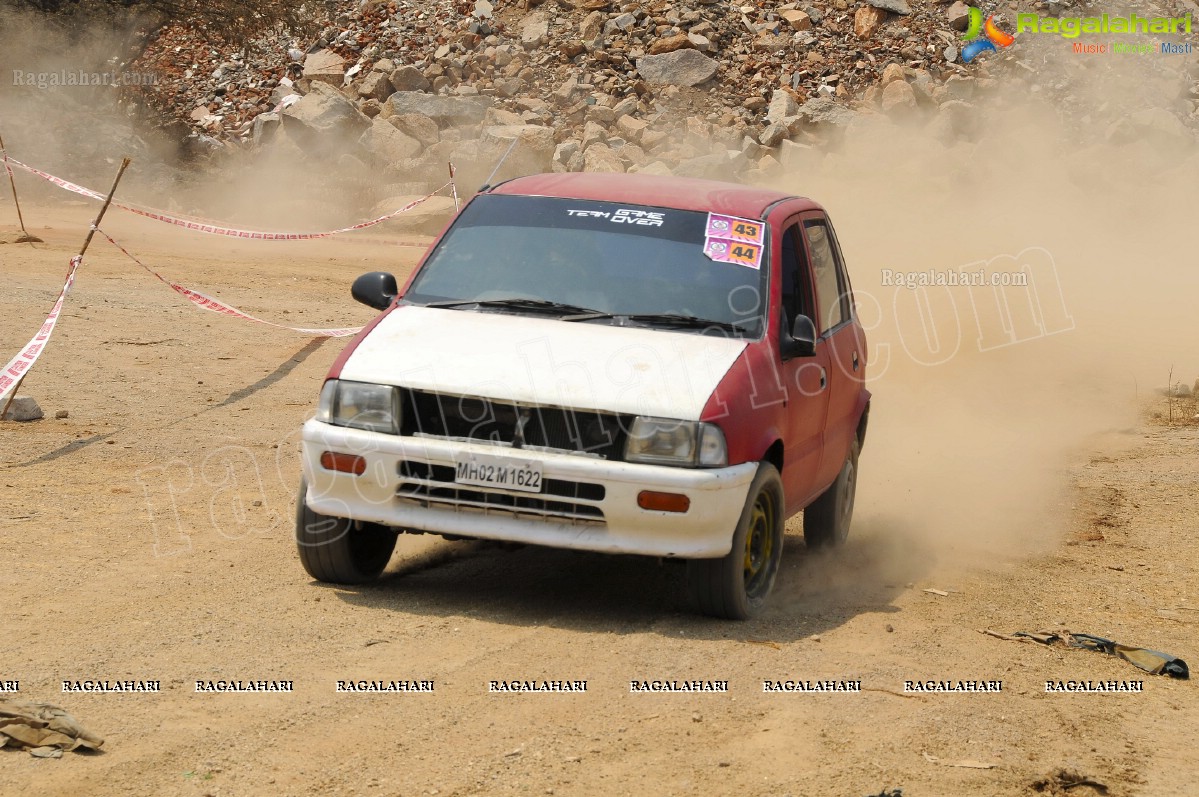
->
[803,439,859,549]
[295,479,397,584]
[687,462,784,620]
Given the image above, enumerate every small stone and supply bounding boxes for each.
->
[691,712,703,722]
[554,76,579,103]
[2,396,43,422]
[947,1,971,31]
[580,10,604,40]
[560,40,587,59]
[521,15,549,48]
[885,624,894,633]
[581,120,606,149]
[780,9,812,31]
[854,6,888,38]
[554,140,580,165]
[616,115,649,141]
[612,12,637,31]
[648,34,695,55]
[868,0,911,14]
[55,409,69,419]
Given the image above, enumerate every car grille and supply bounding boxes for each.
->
[401,389,631,460]
[395,460,606,525]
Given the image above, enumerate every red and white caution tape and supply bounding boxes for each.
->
[0,255,82,405]
[7,157,450,241]
[98,230,362,337]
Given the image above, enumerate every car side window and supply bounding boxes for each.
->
[779,224,810,328]
[803,220,848,334]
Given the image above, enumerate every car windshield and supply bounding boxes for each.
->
[403,194,768,337]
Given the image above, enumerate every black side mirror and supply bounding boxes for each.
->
[781,314,817,359]
[351,271,398,311]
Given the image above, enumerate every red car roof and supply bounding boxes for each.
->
[488,172,819,219]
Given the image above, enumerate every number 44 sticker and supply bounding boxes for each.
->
[704,237,762,269]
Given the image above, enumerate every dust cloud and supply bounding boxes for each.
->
[760,42,1199,573]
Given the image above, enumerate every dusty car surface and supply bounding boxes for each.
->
[296,172,870,619]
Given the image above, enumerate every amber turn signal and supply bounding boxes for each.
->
[637,490,690,513]
[320,451,366,475]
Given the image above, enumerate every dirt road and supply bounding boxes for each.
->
[1,199,1197,797]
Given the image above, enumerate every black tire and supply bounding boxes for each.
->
[803,438,860,550]
[295,479,397,584]
[687,462,784,620]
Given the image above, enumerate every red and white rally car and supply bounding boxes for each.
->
[297,172,870,619]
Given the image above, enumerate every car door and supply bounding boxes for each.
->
[777,219,832,514]
[801,213,864,487]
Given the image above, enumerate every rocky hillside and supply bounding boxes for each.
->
[118,0,1199,202]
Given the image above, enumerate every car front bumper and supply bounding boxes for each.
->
[300,420,757,558]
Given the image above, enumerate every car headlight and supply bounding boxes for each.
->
[625,417,728,467]
[316,379,401,434]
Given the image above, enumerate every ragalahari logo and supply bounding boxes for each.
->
[961,8,1016,63]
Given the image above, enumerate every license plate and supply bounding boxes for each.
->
[454,455,543,493]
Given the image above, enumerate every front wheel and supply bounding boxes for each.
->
[295,479,398,584]
[687,462,784,620]
[803,439,860,550]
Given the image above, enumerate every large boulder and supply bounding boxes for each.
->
[672,152,742,182]
[480,124,557,175]
[390,65,432,93]
[389,113,440,147]
[793,97,855,128]
[636,49,719,86]
[359,117,424,164]
[583,143,626,173]
[880,79,918,115]
[384,92,493,128]
[282,82,371,146]
[357,71,394,102]
[302,49,346,87]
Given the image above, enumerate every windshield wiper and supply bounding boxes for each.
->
[562,311,752,335]
[423,297,605,316]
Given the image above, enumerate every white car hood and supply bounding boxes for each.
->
[339,306,748,420]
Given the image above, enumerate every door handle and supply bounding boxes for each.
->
[852,351,859,371]
[820,368,827,390]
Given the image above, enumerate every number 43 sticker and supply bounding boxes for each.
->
[705,213,764,244]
